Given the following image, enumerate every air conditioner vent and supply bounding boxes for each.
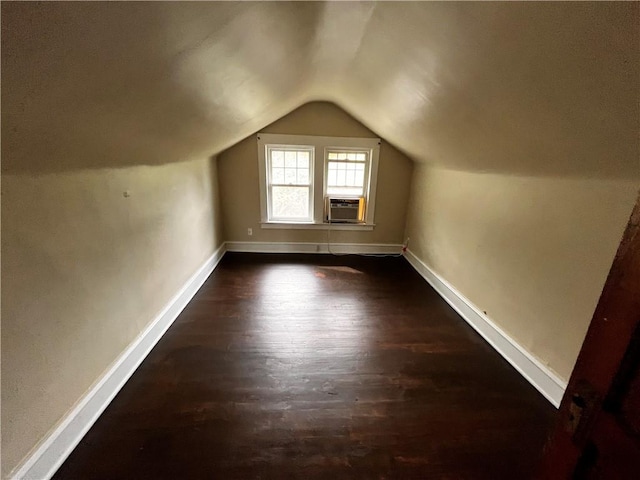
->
[326,197,365,223]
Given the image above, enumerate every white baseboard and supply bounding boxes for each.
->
[225,241,403,255]
[10,244,227,480]
[404,249,566,408]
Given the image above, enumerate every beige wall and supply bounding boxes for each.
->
[1,157,223,476]
[2,2,636,475]
[218,102,413,245]
[405,165,638,381]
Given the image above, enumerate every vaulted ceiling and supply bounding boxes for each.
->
[2,1,638,178]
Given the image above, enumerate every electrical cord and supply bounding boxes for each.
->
[326,219,404,258]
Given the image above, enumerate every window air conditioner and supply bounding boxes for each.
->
[326,197,365,223]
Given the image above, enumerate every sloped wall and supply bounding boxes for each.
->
[2,3,228,475]
[1,158,224,477]
[218,102,413,246]
[405,166,638,380]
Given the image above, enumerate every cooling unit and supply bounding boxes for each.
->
[326,197,365,223]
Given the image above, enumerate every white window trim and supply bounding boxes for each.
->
[257,133,381,228]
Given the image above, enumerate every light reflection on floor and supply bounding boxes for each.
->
[253,264,372,374]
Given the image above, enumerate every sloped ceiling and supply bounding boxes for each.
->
[2,1,638,178]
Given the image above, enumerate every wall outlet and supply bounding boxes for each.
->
[247,228,253,236]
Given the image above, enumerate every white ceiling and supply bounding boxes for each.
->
[2,1,638,178]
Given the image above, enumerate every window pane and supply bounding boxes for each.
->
[297,152,309,168]
[356,153,366,161]
[272,167,285,183]
[338,152,347,160]
[328,152,338,160]
[272,186,309,219]
[327,169,337,185]
[297,168,309,184]
[337,169,346,185]
[271,150,284,167]
[347,153,357,161]
[327,162,340,186]
[284,168,297,184]
[285,151,296,167]
[355,169,365,186]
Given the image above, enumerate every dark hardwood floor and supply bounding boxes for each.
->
[54,253,556,479]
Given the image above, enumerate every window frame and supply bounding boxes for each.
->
[324,147,371,199]
[257,133,381,228]
[265,144,315,223]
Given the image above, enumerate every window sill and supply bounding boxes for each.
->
[261,222,375,231]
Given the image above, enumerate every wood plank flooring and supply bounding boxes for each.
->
[54,253,556,479]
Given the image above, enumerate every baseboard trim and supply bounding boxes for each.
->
[404,249,566,408]
[225,241,403,255]
[10,244,227,480]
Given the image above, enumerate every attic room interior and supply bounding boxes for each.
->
[2,1,639,479]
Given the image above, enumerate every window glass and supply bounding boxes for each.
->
[266,146,313,221]
[325,150,368,197]
[272,186,309,219]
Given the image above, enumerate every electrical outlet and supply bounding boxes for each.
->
[248,228,253,236]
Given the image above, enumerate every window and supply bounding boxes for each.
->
[266,146,314,222]
[257,133,380,228]
[326,150,368,197]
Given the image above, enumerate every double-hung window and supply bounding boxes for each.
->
[258,133,380,228]
[265,146,314,222]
